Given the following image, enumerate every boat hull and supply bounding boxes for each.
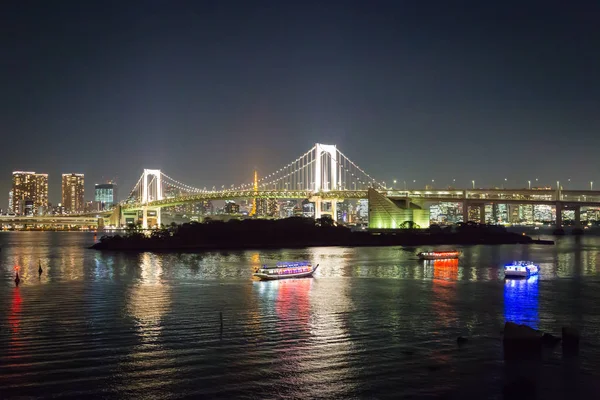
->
[254,271,315,280]
[504,270,529,278]
[254,264,319,281]
[418,252,460,260]
[419,255,460,260]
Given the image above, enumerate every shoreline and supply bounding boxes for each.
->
[89,218,554,253]
[90,233,552,253]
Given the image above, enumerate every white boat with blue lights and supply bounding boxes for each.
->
[254,261,318,281]
[504,261,539,278]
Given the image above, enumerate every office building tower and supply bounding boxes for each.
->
[11,171,49,215]
[224,200,240,214]
[94,183,117,210]
[62,173,85,213]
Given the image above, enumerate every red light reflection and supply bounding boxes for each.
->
[275,279,311,324]
[433,259,459,281]
[8,288,23,357]
[432,258,458,329]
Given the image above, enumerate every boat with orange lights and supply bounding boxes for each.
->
[418,250,461,260]
[253,261,318,281]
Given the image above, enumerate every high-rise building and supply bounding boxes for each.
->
[199,200,213,215]
[267,199,279,217]
[62,173,85,213]
[94,183,117,210]
[302,200,315,218]
[11,171,49,215]
[8,190,13,212]
[224,200,240,214]
[356,199,368,222]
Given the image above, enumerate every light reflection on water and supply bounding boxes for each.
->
[2,232,600,398]
[504,275,540,329]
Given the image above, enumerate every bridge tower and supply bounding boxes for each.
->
[250,170,258,217]
[141,169,163,229]
[312,143,340,220]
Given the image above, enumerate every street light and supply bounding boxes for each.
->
[393,179,397,189]
[472,180,475,189]
[591,181,594,191]
[528,180,531,190]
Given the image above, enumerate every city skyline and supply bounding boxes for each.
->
[4,163,600,212]
[2,1,599,204]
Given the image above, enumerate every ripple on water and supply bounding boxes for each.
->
[1,233,600,398]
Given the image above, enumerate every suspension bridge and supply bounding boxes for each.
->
[92,142,600,229]
[112,143,386,228]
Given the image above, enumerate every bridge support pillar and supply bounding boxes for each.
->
[479,204,486,224]
[492,203,497,224]
[142,206,148,230]
[312,197,338,221]
[462,201,468,223]
[556,202,562,228]
[574,206,581,228]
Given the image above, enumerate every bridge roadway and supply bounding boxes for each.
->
[120,188,600,210]
[0,215,102,226]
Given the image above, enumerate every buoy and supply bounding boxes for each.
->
[38,260,43,276]
[15,272,20,287]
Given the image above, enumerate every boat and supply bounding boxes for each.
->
[253,261,318,281]
[418,250,460,260]
[504,261,539,278]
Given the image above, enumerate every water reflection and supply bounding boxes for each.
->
[431,259,459,281]
[123,253,172,375]
[8,288,22,357]
[431,259,458,329]
[504,275,539,329]
[275,279,312,324]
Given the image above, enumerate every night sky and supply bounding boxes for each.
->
[2,0,599,205]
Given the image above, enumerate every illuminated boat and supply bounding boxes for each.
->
[504,261,539,278]
[253,261,319,281]
[418,250,460,260]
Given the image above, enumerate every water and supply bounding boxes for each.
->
[1,232,600,399]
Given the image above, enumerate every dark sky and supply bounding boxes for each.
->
[2,0,600,205]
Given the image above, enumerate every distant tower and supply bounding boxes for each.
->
[250,170,258,216]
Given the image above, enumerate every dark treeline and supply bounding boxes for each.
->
[91,217,535,251]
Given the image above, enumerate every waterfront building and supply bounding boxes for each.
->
[518,204,534,223]
[430,202,463,225]
[203,200,214,215]
[533,205,552,222]
[267,199,278,217]
[336,201,351,223]
[356,199,368,222]
[11,171,48,215]
[94,183,117,210]
[302,200,314,218]
[368,188,429,229]
[224,200,240,214]
[280,200,297,218]
[467,205,480,222]
[62,173,85,213]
